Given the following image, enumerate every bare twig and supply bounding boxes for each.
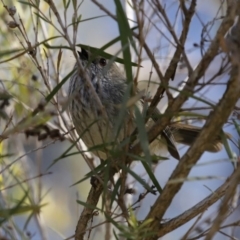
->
[144,9,239,238]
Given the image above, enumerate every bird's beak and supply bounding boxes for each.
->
[77,48,89,61]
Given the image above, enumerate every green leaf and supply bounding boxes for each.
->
[45,42,139,67]
[233,119,240,136]
[62,0,71,8]
[141,160,162,193]
[57,49,62,73]
[71,160,107,187]
[114,0,134,82]
[45,68,75,104]
[76,44,139,67]
[110,178,121,208]
[68,15,106,27]
[47,134,80,170]
[0,153,14,158]
[119,164,153,192]
[112,82,132,145]
[72,0,77,9]
[47,118,101,169]
[18,0,37,9]
[104,213,125,231]
[76,199,102,211]
[113,230,120,240]
[134,106,151,162]
[34,12,51,23]
[121,152,163,193]
[100,25,138,51]
[0,191,46,222]
[0,48,23,58]
[66,0,71,9]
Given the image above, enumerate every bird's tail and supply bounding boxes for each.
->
[169,123,231,152]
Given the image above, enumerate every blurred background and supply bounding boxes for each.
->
[0,0,239,239]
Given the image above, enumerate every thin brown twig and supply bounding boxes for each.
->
[147,0,196,117]
[157,175,231,237]
[144,14,239,240]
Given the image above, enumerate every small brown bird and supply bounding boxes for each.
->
[68,48,229,160]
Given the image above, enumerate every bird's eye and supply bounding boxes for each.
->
[99,58,107,67]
